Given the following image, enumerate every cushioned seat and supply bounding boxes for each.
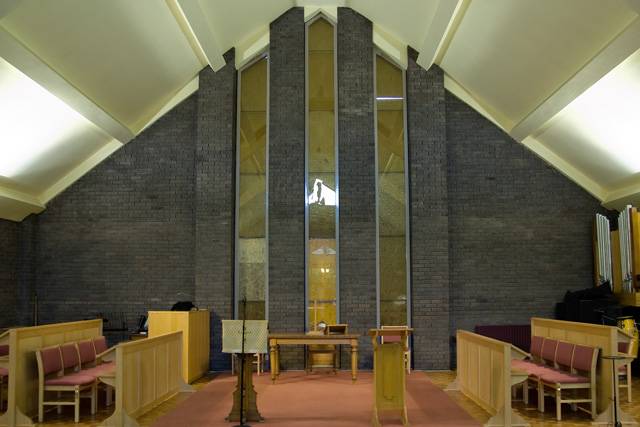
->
[37,344,97,423]
[540,371,589,384]
[511,359,556,376]
[0,367,7,377]
[82,363,115,376]
[45,373,96,386]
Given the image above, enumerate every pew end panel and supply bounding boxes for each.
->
[456,330,529,427]
[101,331,191,427]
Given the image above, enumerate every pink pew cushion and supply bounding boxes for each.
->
[541,339,558,363]
[540,371,589,384]
[555,341,574,368]
[572,345,595,372]
[40,347,62,375]
[511,359,556,376]
[78,340,96,365]
[93,337,108,355]
[82,363,115,377]
[0,345,8,357]
[383,335,402,343]
[0,367,7,377]
[61,343,80,370]
[530,336,544,358]
[45,373,95,386]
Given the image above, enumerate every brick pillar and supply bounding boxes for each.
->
[337,8,377,369]
[268,8,306,369]
[195,50,237,371]
[406,48,450,369]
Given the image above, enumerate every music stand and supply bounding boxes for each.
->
[222,317,268,425]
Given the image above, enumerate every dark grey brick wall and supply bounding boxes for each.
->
[406,49,450,370]
[195,50,236,371]
[31,94,197,340]
[446,92,602,356]
[1,6,605,373]
[0,219,19,327]
[338,7,376,369]
[17,216,37,326]
[268,7,306,369]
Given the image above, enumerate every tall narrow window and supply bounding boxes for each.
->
[236,55,268,320]
[375,53,409,326]
[306,16,338,331]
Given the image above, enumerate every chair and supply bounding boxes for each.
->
[618,341,635,403]
[78,340,115,405]
[381,325,411,374]
[540,343,598,421]
[306,324,348,373]
[36,345,97,423]
[512,335,545,404]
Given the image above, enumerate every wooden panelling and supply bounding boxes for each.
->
[0,319,102,427]
[456,330,528,426]
[102,332,187,427]
[147,311,210,383]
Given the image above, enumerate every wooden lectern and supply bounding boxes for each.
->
[369,328,413,427]
[222,320,268,424]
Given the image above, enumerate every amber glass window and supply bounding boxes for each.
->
[306,17,338,331]
[375,54,409,326]
[236,56,268,320]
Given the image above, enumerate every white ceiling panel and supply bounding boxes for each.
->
[0,0,203,132]
[440,0,637,129]
[198,0,293,52]
[535,48,640,189]
[0,57,114,195]
[349,0,438,49]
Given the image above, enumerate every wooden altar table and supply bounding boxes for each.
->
[268,333,360,383]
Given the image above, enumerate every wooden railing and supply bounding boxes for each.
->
[101,331,191,427]
[456,330,529,427]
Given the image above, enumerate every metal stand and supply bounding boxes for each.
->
[593,355,637,426]
[234,298,250,427]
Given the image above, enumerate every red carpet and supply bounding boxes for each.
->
[151,371,481,427]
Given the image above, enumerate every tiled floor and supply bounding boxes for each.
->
[30,370,639,426]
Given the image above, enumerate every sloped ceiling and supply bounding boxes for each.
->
[0,0,639,221]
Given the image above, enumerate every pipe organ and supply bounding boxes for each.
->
[596,206,640,306]
[594,213,612,288]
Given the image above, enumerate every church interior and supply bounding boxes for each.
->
[2,0,640,426]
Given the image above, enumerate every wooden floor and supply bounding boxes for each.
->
[27,370,640,426]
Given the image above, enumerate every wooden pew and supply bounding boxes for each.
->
[0,319,103,427]
[530,317,632,414]
[100,331,192,427]
[456,330,529,427]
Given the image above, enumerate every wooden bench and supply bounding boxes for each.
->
[513,336,598,420]
[0,319,103,427]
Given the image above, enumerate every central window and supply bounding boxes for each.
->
[305,15,338,331]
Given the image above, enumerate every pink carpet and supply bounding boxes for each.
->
[151,372,481,427]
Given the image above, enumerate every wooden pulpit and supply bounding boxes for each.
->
[369,328,413,427]
[222,320,268,423]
